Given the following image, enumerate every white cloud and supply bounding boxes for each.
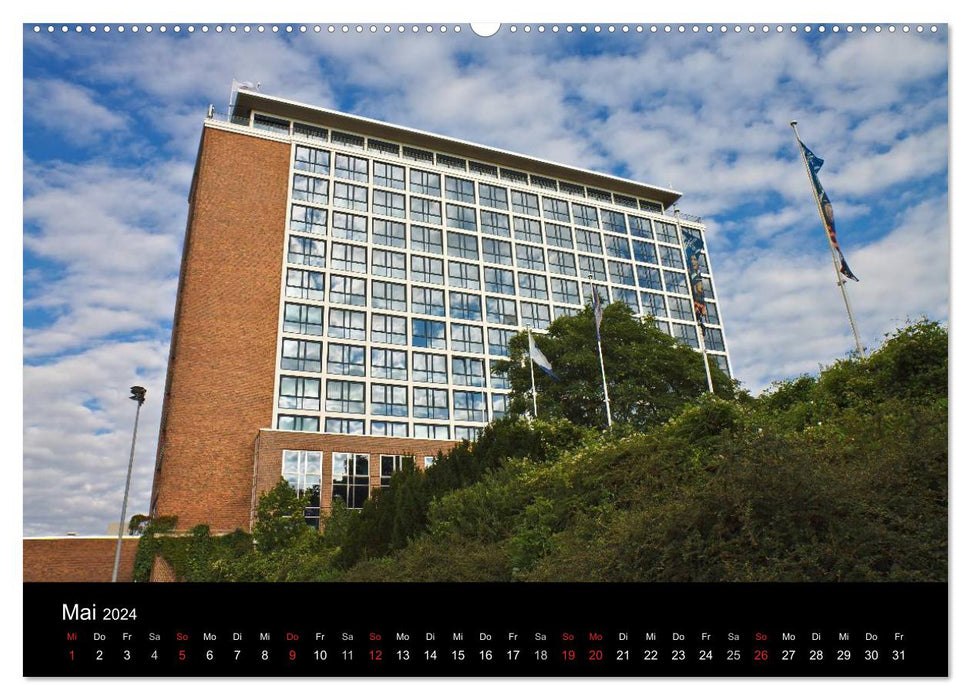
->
[23,78,127,146]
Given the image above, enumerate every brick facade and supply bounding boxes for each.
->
[23,537,139,583]
[150,127,291,533]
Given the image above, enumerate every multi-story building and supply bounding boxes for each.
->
[149,88,731,534]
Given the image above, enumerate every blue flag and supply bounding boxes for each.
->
[799,140,860,282]
[528,332,558,380]
[681,227,708,329]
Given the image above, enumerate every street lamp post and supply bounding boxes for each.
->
[112,386,146,583]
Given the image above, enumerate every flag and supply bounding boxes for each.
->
[798,140,860,282]
[591,286,604,341]
[681,227,708,328]
[528,332,558,380]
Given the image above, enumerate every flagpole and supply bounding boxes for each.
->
[527,327,538,419]
[790,121,865,358]
[587,278,613,428]
[674,209,715,393]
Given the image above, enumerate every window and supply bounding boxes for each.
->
[614,194,637,209]
[284,303,323,336]
[330,243,367,274]
[655,221,680,244]
[576,229,603,255]
[413,352,448,383]
[572,203,599,228]
[608,261,635,286]
[370,313,407,345]
[560,182,584,196]
[587,187,611,202]
[486,296,518,325]
[490,360,510,388]
[447,232,479,260]
[292,175,328,205]
[403,146,433,163]
[578,255,607,281]
[704,301,720,325]
[554,306,578,320]
[448,261,481,290]
[294,123,327,143]
[286,268,325,301]
[414,424,450,440]
[484,267,516,295]
[327,343,366,376]
[551,277,580,305]
[516,244,546,271]
[410,256,445,285]
[491,393,510,419]
[446,204,477,231]
[449,291,482,320]
[518,272,548,300]
[412,319,447,348]
[629,215,654,239]
[455,426,480,442]
[327,308,366,340]
[371,384,408,417]
[373,161,405,189]
[332,212,367,242]
[659,245,684,269]
[368,139,399,156]
[671,322,699,348]
[667,296,694,321]
[450,323,484,353]
[511,190,540,216]
[712,354,730,376]
[410,168,441,197]
[452,357,486,387]
[334,153,368,182]
[371,347,407,381]
[664,270,690,295]
[636,265,663,291]
[513,217,542,243]
[413,387,449,419]
[288,235,326,268]
[545,223,573,249]
[278,415,320,432]
[470,161,497,178]
[488,327,514,356]
[372,421,408,437]
[326,379,365,413]
[640,291,667,317]
[542,196,571,222]
[548,250,577,277]
[481,211,510,238]
[613,286,639,313]
[482,239,513,266]
[601,209,628,233]
[333,183,368,212]
[411,225,443,254]
[453,391,487,422]
[478,183,508,209]
[380,455,411,488]
[332,453,370,509]
[372,189,406,218]
[325,418,365,434]
[281,450,322,527]
[445,176,475,203]
[279,376,320,410]
[633,240,658,264]
[281,339,322,372]
[411,287,446,316]
[373,219,407,248]
[290,205,327,235]
[605,235,632,259]
[582,282,610,309]
[372,280,407,311]
[410,197,442,225]
[333,131,365,150]
[329,275,366,306]
[520,301,551,330]
[437,154,466,171]
[372,249,406,279]
[500,168,528,184]
[294,146,331,175]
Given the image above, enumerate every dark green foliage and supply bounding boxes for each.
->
[127,514,151,536]
[493,302,737,430]
[253,479,315,553]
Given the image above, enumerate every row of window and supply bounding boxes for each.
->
[278,416,485,442]
[290,143,665,215]
[289,200,705,270]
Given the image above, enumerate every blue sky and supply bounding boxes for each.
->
[21,23,948,536]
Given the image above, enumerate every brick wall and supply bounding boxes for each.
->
[150,127,290,533]
[253,430,457,527]
[23,537,139,583]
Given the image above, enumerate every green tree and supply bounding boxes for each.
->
[253,479,315,553]
[494,302,736,430]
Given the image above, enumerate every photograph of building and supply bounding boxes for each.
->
[150,88,732,534]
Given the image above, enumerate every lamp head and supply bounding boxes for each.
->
[129,386,147,404]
